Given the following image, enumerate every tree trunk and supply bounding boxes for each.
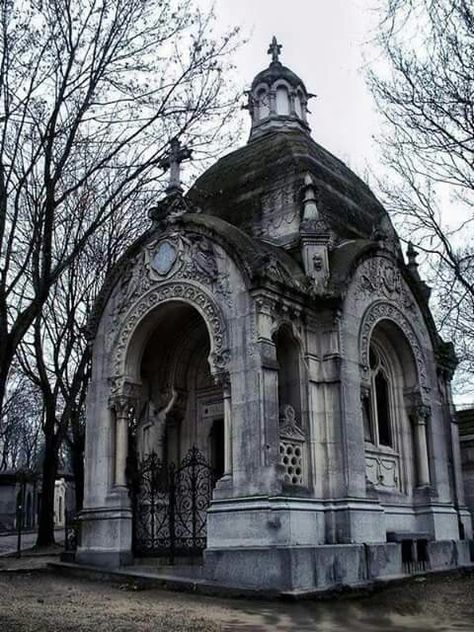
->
[36,433,59,547]
[71,437,85,513]
[0,339,12,419]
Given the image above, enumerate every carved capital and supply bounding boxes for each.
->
[413,404,431,425]
[109,395,134,418]
[213,370,231,389]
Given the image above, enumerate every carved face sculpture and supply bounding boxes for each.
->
[312,254,323,271]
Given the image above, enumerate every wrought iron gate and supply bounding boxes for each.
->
[130,446,216,562]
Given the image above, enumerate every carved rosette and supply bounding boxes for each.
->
[110,282,230,394]
[359,300,430,396]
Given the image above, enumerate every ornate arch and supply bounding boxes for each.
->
[110,281,229,397]
[359,301,430,397]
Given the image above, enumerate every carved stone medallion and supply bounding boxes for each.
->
[151,240,178,276]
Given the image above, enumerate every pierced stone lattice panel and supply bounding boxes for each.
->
[280,441,304,485]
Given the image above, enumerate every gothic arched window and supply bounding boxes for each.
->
[364,344,394,449]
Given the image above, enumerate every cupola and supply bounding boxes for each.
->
[246,37,312,141]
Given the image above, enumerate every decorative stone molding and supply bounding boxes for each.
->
[110,282,229,391]
[357,257,415,313]
[105,231,232,352]
[359,301,429,396]
[109,377,143,401]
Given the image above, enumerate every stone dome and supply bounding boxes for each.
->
[251,62,308,93]
[188,38,398,248]
[188,129,397,244]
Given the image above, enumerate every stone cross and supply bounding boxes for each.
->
[160,138,192,193]
[267,36,282,64]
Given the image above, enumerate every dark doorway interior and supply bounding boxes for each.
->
[209,418,225,480]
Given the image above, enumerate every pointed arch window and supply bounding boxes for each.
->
[364,344,393,449]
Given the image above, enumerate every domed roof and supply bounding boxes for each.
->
[187,39,398,248]
[188,129,397,243]
[251,61,308,93]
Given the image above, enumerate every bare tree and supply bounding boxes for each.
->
[0,366,42,471]
[18,197,146,545]
[0,0,240,416]
[368,0,474,390]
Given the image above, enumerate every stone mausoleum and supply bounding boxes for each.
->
[77,40,472,593]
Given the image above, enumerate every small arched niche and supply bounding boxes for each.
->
[273,324,302,420]
[273,325,306,486]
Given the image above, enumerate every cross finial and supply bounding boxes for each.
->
[407,241,419,268]
[267,36,282,64]
[160,138,192,194]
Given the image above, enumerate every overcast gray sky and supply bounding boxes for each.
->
[197,0,382,177]
[194,1,473,403]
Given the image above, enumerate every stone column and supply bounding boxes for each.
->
[268,89,276,116]
[110,396,132,488]
[413,405,431,487]
[223,380,233,476]
[289,90,297,115]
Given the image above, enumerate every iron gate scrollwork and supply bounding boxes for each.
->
[130,446,216,562]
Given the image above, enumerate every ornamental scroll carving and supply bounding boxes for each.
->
[359,301,430,395]
[110,282,229,397]
[357,257,415,313]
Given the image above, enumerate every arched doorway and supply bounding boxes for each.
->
[129,301,224,560]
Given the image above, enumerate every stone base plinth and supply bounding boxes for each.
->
[207,496,326,548]
[204,540,471,592]
[75,504,133,569]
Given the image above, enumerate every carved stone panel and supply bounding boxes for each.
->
[365,451,400,490]
[357,257,415,313]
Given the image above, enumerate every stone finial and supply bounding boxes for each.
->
[302,173,319,222]
[407,241,419,270]
[406,240,431,301]
[267,36,282,64]
[159,138,192,195]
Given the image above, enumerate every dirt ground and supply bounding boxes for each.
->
[0,568,473,631]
